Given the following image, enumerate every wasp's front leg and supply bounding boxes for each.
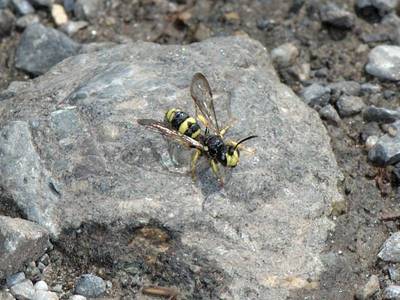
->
[210,159,224,187]
[190,149,202,181]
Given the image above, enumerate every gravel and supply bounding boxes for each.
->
[15,14,39,29]
[271,42,299,68]
[6,272,26,287]
[320,3,355,29]
[319,104,341,126]
[365,45,400,81]
[363,106,400,123]
[10,279,35,300]
[383,285,400,299]
[378,232,400,262]
[300,83,331,109]
[74,274,106,298]
[355,275,380,299]
[369,121,400,166]
[15,23,80,75]
[11,0,34,15]
[336,95,365,117]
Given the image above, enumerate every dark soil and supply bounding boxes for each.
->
[2,0,400,299]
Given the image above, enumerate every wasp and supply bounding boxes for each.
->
[138,73,257,186]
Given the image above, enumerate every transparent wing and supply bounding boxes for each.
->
[190,73,220,134]
[137,119,204,150]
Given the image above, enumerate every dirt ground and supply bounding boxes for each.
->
[1,0,400,299]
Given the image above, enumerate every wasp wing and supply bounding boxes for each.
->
[137,119,204,150]
[190,73,220,134]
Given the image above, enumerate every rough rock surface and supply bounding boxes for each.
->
[0,216,49,279]
[369,121,400,166]
[0,36,341,299]
[378,232,400,262]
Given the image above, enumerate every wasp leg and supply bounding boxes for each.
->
[219,118,238,137]
[226,140,256,155]
[191,149,202,180]
[210,159,224,187]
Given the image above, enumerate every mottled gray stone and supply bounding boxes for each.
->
[34,281,48,291]
[319,104,341,126]
[336,95,365,117]
[6,272,26,287]
[11,0,34,15]
[10,279,35,300]
[0,0,10,9]
[15,14,39,30]
[0,9,15,37]
[356,0,398,21]
[366,45,400,81]
[360,83,381,94]
[0,36,342,299]
[328,81,361,97]
[271,43,299,67]
[369,121,400,166]
[389,266,400,281]
[363,106,400,123]
[384,285,400,299]
[355,275,380,299]
[32,290,59,300]
[0,290,15,300]
[0,216,49,279]
[74,274,105,298]
[74,0,103,21]
[301,83,331,109]
[379,232,400,262]
[320,3,355,29]
[15,23,80,75]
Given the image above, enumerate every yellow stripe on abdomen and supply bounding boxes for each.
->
[165,108,178,122]
[178,117,195,135]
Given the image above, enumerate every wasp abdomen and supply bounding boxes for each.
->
[165,108,201,139]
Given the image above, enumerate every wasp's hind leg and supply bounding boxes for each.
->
[210,159,224,187]
[190,149,202,181]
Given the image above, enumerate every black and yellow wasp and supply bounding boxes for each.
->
[138,73,257,186]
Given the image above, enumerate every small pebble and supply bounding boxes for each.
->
[0,290,15,300]
[301,83,331,109]
[63,0,74,12]
[319,104,341,126]
[74,274,106,298]
[365,135,379,150]
[383,285,400,299]
[0,8,15,37]
[362,106,400,123]
[379,232,400,262]
[256,18,275,30]
[384,90,396,100]
[336,95,365,117]
[366,45,400,81]
[74,0,103,21]
[15,14,39,29]
[360,83,381,95]
[389,265,400,282]
[39,254,50,266]
[60,20,87,36]
[32,290,59,300]
[51,3,68,26]
[11,0,34,15]
[51,284,63,293]
[271,42,299,68]
[34,281,48,291]
[6,272,26,287]
[10,279,35,300]
[320,3,355,29]
[0,0,10,9]
[355,274,380,299]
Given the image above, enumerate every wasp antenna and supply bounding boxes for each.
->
[234,135,258,150]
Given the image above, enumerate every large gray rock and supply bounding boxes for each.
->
[378,232,400,262]
[365,45,400,81]
[0,36,342,299]
[74,274,105,298]
[0,217,49,279]
[15,23,80,76]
